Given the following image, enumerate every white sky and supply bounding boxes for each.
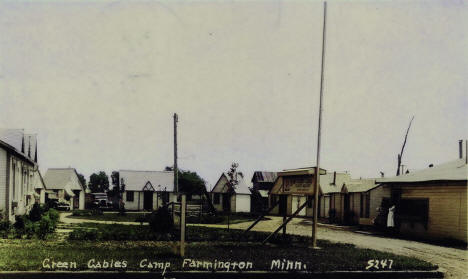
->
[1,0,467,189]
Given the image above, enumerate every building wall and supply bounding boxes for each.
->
[399,184,467,243]
[211,192,223,212]
[7,155,35,222]
[235,194,250,213]
[368,185,391,220]
[124,191,177,211]
[0,148,7,218]
[291,195,306,216]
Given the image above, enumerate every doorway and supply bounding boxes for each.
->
[144,191,153,211]
[279,195,287,215]
[222,193,230,212]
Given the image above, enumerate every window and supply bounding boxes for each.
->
[126,191,134,202]
[398,198,429,229]
[213,193,220,204]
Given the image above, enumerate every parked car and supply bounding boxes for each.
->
[91,193,113,210]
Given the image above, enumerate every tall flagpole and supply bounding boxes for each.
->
[312,1,327,248]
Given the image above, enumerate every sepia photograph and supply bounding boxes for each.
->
[0,0,466,278]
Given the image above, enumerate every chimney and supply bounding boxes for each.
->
[459,140,463,159]
[332,171,336,185]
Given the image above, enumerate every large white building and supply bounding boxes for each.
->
[0,129,46,222]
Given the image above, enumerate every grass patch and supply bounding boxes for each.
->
[67,212,257,225]
[68,212,149,223]
[0,238,436,272]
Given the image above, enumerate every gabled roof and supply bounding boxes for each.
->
[119,170,174,192]
[251,171,277,183]
[44,168,84,191]
[376,159,468,184]
[342,178,377,193]
[320,172,352,194]
[0,129,37,162]
[212,172,251,195]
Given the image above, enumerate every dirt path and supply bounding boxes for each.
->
[59,212,142,225]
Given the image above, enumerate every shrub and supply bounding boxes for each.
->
[148,207,174,233]
[14,215,26,231]
[36,215,55,239]
[47,208,60,224]
[29,203,43,222]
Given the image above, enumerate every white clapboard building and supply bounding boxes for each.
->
[119,170,176,211]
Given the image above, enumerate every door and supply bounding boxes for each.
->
[279,195,287,216]
[222,193,230,212]
[144,191,153,211]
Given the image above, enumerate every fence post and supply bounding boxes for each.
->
[180,194,186,257]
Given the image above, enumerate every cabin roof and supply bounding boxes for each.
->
[212,172,251,195]
[376,159,468,184]
[44,168,84,191]
[342,179,377,193]
[251,171,277,183]
[119,170,174,192]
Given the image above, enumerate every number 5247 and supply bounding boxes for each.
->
[366,259,393,270]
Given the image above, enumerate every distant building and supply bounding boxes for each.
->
[250,171,277,213]
[340,178,377,225]
[0,129,46,222]
[44,168,85,210]
[269,167,326,217]
[119,170,176,211]
[211,172,251,213]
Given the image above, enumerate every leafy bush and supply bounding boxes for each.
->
[148,207,174,233]
[6,207,59,239]
[28,203,43,222]
[47,208,60,223]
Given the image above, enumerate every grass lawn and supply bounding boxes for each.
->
[66,212,256,225]
[0,239,436,272]
[0,223,437,272]
[67,213,149,223]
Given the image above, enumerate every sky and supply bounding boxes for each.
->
[0,0,467,189]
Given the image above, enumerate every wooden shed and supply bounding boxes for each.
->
[376,159,467,243]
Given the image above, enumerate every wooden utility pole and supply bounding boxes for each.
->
[174,113,179,193]
[312,1,327,248]
[396,116,414,176]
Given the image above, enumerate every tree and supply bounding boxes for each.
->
[88,171,110,193]
[165,166,216,213]
[110,171,125,213]
[225,162,239,231]
[77,172,87,190]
